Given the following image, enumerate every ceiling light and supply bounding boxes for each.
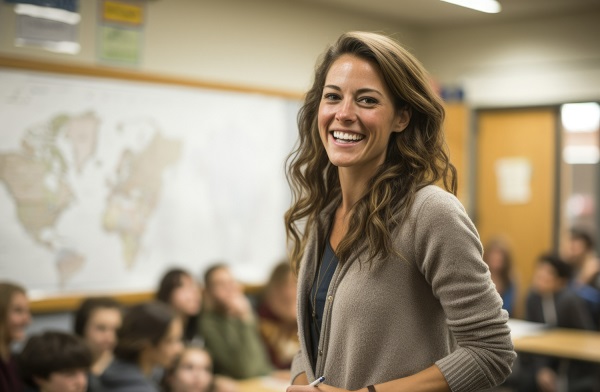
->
[440,0,501,14]
[561,102,600,133]
[563,145,600,164]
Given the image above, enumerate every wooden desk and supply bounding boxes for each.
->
[510,320,600,363]
[237,376,289,392]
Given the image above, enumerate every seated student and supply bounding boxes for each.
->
[483,237,517,316]
[18,331,91,392]
[156,268,203,343]
[565,226,600,329]
[198,264,272,379]
[521,253,596,392]
[73,297,123,377]
[99,302,183,392]
[257,261,299,370]
[0,281,31,392]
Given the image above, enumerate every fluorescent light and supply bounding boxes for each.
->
[561,102,600,133]
[440,0,501,14]
[563,145,600,164]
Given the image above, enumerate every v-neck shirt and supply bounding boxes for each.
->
[308,238,339,370]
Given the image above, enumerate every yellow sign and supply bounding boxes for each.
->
[103,1,144,26]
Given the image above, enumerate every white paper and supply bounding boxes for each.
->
[495,157,532,204]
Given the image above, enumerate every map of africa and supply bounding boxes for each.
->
[0,68,297,295]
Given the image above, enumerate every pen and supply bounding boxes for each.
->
[309,376,325,387]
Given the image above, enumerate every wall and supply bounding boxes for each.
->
[420,11,600,107]
[0,0,420,93]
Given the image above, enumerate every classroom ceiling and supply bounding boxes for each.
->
[297,0,600,27]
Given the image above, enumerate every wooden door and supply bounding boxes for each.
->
[476,109,557,318]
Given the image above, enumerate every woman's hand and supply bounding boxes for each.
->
[286,384,355,392]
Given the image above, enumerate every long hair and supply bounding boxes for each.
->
[0,281,26,359]
[156,268,199,342]
[285,31,456,271]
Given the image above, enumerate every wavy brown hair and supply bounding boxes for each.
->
[285,31,456,272]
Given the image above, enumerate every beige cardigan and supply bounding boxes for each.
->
[290,185,516,391]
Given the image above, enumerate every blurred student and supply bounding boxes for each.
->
[73,297,122,377]
[198,264,272,379]
[18,331,91,392]
[521,253,596,392]
[99,302,183,392]
[156,268,203,343]
[483,237,517,316]
[0,281,31,392]
[565,226,600,329]
[257,262,299,369]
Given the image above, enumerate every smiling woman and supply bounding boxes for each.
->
[284,31,515,392]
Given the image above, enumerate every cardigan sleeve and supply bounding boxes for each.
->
[412,190,516,391]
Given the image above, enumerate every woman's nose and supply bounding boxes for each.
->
[335,99,357,122]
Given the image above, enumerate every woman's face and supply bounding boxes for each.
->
[150,317,184,369]
[486,248,506,273]
[208,267,242,306]
[318,54,409,174]
[169,349,213,392]
[6,292,31,342]
[36,369,88,392]
[171,275,202,316]
[84,307,122,358]
[267,273,297,323]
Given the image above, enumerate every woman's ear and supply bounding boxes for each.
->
[393,107,411,133]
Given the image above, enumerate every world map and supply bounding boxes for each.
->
[0,111,181,286]
[0,68,297,295]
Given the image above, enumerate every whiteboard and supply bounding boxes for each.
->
[0,64,300,299]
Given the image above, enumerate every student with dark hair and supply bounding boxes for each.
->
[18,331,91,392]
[156,268,202,343]
[161,343,229,392]
[520,253,597,392]
[566,226,600,329]
[73,297,122,377]
[198,264,272,379]
[0,281,31,392]
[99,302,183,392]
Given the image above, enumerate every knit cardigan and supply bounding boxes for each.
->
[290,185,516,391]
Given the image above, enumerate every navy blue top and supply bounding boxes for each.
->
[309,239,339,370]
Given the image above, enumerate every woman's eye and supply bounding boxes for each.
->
[358,97,378,105]
[323,93,340,101]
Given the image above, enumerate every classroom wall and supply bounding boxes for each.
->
[419,11,600,107]
[0,0,421,93]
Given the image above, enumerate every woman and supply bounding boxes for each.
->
[0,281,31,392]
[483,237,517,316]
[18,331,91,392]
[99,302,183,392]
[73,297,122,376]
[257,261,299,369]
[162,344,216,392]
[156,268,202,343]
[284,32,515,392]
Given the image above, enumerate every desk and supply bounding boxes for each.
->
[509,319,600,363]
[237,376,288,392]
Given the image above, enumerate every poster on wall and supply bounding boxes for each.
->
[9,0,80,54]
[98,0,144,65]
[495,157,532,204]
